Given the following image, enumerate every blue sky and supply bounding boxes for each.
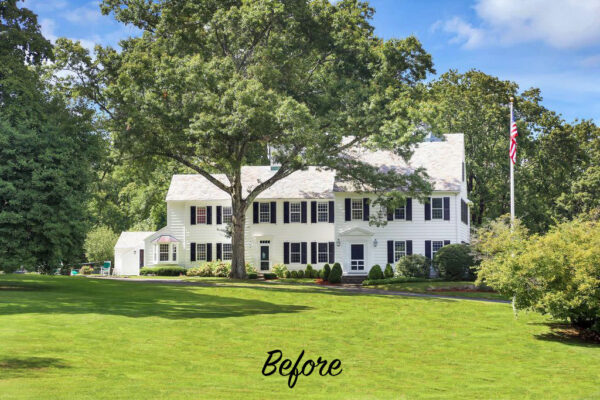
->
[23,0,600,123]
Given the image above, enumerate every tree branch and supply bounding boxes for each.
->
[162,152,231,193]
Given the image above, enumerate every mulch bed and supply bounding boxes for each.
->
[428,287,496,293]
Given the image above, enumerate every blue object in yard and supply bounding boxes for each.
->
[71,270,78,276]
[100,261,111,276]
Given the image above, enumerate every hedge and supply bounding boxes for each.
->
[362,277,444,286]
[140,266,187,276]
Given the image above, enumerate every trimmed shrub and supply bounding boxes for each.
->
[140,266,186,276]
[316,269,323,279]
[272,263,288,278]
[323,264,331,281]
[291,270,298,278]
[186,264,213,277]
[305,264,314,277]
[284,270,292,278]
[79,266,93,275]
[363,276,442,286]
[263,273,277,280]
[248,273,258,279]
[395,254,430,278]
[368,264,384,280]
[384,263,394,278]
[433,244,475,281]
[297,270,304,278]
[245,263,257,274]
[213,261,231,277]
[328,263,342,284]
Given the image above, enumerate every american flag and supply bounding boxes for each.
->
[509,118,518,165]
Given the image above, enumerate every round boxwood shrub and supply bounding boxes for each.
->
[395,255,430,278]
[384,263,394,278]
[284,270,291,278]
[433,244,476,281]
[291,270,298,278]
[79,266,94,275]
[328,263,342,284]
[297,270,304,278]
[305,264,313,277]
[322,264,331,281]
[368,264,384,280]
[248,273,258,279]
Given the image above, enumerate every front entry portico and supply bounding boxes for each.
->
[338,227,373,275]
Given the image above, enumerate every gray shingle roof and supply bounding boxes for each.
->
[114,231,155,249]
[166,134,464,201]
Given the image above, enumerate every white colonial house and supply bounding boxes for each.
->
[114,134,470,277]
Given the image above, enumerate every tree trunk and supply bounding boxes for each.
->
[229,175,247,279]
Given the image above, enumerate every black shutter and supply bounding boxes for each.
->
[328,201,334,223]
[406,198,412,221]
[444,240,451,246]
[387,208,394,221]
[206,243,212,261]
[425,240,431,259]
[206,206,212,224]
[311,242,317,264]
[425,198,431,220]
[190,206,196,225]
[363,198,370,221]
[406,240,413,255]
[253,202,259,223]
[443,197,450,220]
[216,243,222,261]
[301,242,307,264]
[345,198,351,221]
[284,202,290,223]
[216,206,222,225]
[270,202,276,223]
[328,242,335,263]
[190,242,196,261]
[301,201,308,223]
[284,242,290,264]
[387,240,394,264]
[310,201,317,223]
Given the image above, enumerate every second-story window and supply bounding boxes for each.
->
[259,203,270,223]
[222,206,232,224]
[431,198,443,219]
[196,206,207,224]
[394,205,405,220]
[351,199,363,220]
[290,202,301,222]
[317,202,329,222]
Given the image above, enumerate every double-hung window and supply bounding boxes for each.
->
[431,198,443,220]
[290,243,301,263]
[394,205,405,220]
[351,199,363,220]
[259,203,270,223]
[197,243,207,261]
[222,244,233,261]
[172,245,177,261]
[432,241,444,258]
[159,244,169,261]
[394,241,406,262]
[317,202,329,222]
[196,206,207,224]
[290,202,301,223]
[222,206,232,224]
[318,243,329,263]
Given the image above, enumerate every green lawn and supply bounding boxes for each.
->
[367,281,510,300]
[1,275,599,399]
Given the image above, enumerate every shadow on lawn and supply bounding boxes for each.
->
[0,277,312,320]
[530,322,600,348]
[0,356,69,379]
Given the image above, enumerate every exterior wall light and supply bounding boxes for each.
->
[336,238,341,247]
[373,238,378,247]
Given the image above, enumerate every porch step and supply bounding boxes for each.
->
[341,275,368,284]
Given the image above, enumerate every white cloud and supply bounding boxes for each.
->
[64,1,103,24]
[580,54,600,68]
[437,0,600,49]
[39,18,58,42]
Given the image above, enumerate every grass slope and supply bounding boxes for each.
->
[1,275,599,399]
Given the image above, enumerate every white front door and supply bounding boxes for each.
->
[350,244,365,272]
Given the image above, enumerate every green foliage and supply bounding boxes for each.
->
[395,255,430,278]
[79,266,94,275]
[323,264,331,281]
[305,264,314,277]
[368,265,384,280]
[475,216,600,332]
[263,273,277,280]
[363,277,442,286]
[247,273,258,280]
[291,270,298,279]
[84,226,119,265]
[140,266,186,276]
[384,264,394,278]
[329,263,342,284]
[284,270,291,279]
[245,263,257,274]
[433,244,476,281]
[212,262,231,278]
[186,264,213,277]
[272,263,288,278]
[297,270,305,279]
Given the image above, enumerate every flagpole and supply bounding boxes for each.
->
[509,96,515,226]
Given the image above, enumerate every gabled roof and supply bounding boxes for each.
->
[114,231,155,249]
[166,134,464,201]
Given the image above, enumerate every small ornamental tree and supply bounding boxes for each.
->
[329,263,343,284]
[368,264,384,280]
[384,263,394,278]
[395,254,430,278]
[84,226,119,265]
[323,264,331,281]
[433,244,476,281]
[54,0,434,278]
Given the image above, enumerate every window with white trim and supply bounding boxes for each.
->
[290,202,301,223]
[290,243,301,263]
[222,206,232,224]
[394,205,405,220]
[172,244,177,261]
[259,203,270,223]
[317,202,329,222]
[431,198,443,219]
[351,199,363,220]
[318,242,328,263]
[223,243,232,261]
[394,241,406,262]
[432,241,444,258]
[196,206,207,224]
[197,243,207,261]
[159,244,169,261]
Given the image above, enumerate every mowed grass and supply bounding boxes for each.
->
[367,281,510,301]
[1,275,599,399]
